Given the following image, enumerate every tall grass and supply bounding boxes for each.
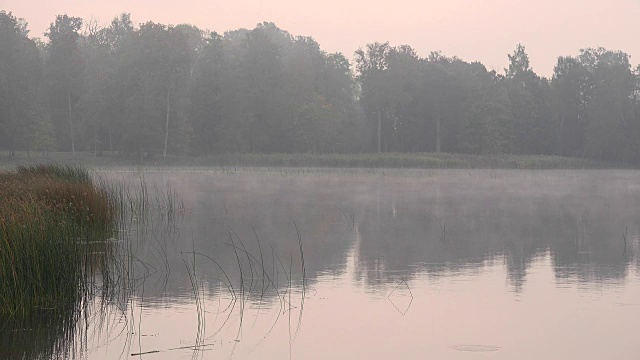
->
[195,152,613,169]
[0,164,117,317]
[1,165,190,359]
[2,150,621,169]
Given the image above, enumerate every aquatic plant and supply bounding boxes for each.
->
[0,165,117,317]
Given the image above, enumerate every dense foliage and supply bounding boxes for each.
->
[1,11,639,163]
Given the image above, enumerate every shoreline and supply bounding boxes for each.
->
[0,151,633,170]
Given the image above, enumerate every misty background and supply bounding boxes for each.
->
[1,11,640,162]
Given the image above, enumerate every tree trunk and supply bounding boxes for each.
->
[163,87,170,162]
[559,112,565,156]
[435,114,441,153]
[68,90,75,160]
[9,127,15,157]
[377,105,382,153]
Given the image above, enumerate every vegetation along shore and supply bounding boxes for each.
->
[0,165,116,317]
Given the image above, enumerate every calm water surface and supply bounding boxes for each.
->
[3,169,640,359]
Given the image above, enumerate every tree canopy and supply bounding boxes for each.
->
[1,12,639,164]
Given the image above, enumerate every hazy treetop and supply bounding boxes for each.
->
[3,0,639,77]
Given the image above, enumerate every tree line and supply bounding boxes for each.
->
[1,11,639,162]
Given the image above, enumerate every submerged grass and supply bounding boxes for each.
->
[0,164,117,317]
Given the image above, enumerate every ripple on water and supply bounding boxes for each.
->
[451,344,500,352]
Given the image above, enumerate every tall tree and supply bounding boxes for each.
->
[189,32,227,153]
[0,11,43,156]
[506,44,554,154]
[580,48,636,161]
[44,14,83,158]
[243,26,286,152]
[552,48,637,161]
[355,42,394,153]
[117,22,192,160]
[79,13,134,155]
[419,54,458,153]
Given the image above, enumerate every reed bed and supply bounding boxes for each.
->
[0,164,117,317]
[1,166,189,359]
[200,153,612,169]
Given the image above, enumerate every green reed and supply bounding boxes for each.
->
[1,165,190,360]
[0,164,117,317]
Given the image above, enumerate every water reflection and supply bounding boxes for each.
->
[98,169,640,305]
[0,307,79,360]
[352,170,639,290]
[2,169,640,359]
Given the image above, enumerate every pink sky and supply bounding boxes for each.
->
[2,0,639,76]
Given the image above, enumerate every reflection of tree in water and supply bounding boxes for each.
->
[93,170,640,303]
[102,172,357,304]
[5,170,637,358]
[354,172,640,291]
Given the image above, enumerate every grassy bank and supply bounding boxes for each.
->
[0,165,116,316]
[0,151,628,169]
[196,153,618,169]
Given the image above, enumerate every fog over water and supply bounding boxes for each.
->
[4,168,637,359]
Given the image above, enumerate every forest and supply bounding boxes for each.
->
[1,11,639,163]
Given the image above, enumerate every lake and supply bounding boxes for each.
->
[3,168,640,359]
